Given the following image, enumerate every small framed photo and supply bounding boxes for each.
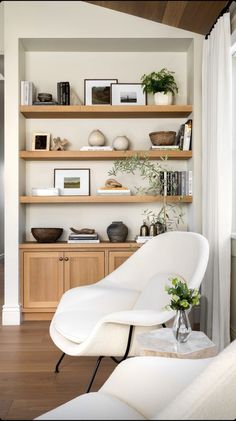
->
[32,132,50,151]
[84,79,118,105]
[111,83,147,106]
[54,168,90,196]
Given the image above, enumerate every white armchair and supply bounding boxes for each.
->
[36,338,236,420]
[50,231,209,391]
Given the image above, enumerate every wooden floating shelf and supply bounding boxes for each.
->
[20,241,140,249]
[20,195,193,204]
[20,104,193,119]
[19,150,192,160]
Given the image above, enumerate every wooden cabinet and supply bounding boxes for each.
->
[20,242,139,320]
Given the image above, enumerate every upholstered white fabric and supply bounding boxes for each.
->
[50,232,209,357]
[36,340,236,420]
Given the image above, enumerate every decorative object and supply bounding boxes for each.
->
[140,220,149,236]
[51,137,69,151]
[32,132,50,151]
[31,227,63,243]
[105,178,122,188]
[70,227,95,234]
[149,220,157,236]
[107,221,128,242]
[88,129,106,146]
[112,135,130,151]
[84,79,118,105]
[165,277,201,343]
[141,68,178,105]
[37,93,53,102]
[31,187,59,196]
[109,156,184,231]
[54,168,90,196]
[149,131,176,146]
[111,83,146,106]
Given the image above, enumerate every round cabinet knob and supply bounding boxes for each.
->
[59,257,63,261]
[64,257,69,261]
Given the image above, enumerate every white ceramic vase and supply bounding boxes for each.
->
[154,91,173,105]
[88,129,105,146]
[112,135,130,151]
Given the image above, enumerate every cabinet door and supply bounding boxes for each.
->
[108,251,134,273]
[64,251,105,290]
[23,251,64,309]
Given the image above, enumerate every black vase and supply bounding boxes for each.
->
[107,221,128,242]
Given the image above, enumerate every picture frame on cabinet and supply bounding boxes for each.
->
[54,168,90,196]
[84,79,118,105]
[32,132,50,151]
[111,83,147,106]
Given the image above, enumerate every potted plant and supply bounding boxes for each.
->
[108,155,184,232]
[141,68,178,105]
[165,277,201,343]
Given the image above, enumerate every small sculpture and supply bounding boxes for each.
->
[112,135,130,151]
[51,137,69,151]
[70,227,95,234]
[88,129,105,146]
[105,178,123,188]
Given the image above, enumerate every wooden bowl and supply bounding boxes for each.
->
[149,131,176,146]
[31,228,63,243]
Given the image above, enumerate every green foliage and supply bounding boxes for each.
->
[141,68,179,95]
[142,207,184,231]
[165,277,201,311]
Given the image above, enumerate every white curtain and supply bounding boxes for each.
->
[201,12,232,351]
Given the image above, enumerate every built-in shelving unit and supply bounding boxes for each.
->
[20,150,192,160]
[20,195,192,204]
[20,104,193,119]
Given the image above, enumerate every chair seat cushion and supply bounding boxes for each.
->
[36,391,146,420]
[53,310,108,343]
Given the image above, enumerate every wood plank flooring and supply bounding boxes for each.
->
[0,260,115,420]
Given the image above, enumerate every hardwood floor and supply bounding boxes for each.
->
[0,260,115,420]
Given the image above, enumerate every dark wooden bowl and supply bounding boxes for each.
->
[31,228,63,243]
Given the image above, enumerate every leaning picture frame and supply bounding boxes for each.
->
[54,168,90,196]
[111,83,147,106]
[84,79,118,105]
[32,132,51,151]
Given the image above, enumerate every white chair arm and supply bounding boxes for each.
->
[102,309,175,326]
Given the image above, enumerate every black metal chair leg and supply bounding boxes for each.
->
[86,356,104,393]
[55,352,66,373]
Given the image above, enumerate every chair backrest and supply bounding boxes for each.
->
[155,339,236,420]
[101,231,209,293]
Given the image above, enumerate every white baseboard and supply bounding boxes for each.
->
[2,304,22,325]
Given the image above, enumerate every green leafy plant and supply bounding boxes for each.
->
[108,155,184,231]
[141,68,178,95]
[165,277,201,311]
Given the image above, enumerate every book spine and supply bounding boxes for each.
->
[62,82,66,105]
[188,170,193,196]
[181,171,187,196]
[65,82,70,105]
[57,82,61,105]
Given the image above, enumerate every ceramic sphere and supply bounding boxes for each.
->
[88,129,105,146]
[112,135,129,151]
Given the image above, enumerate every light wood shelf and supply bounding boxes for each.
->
[20,241,140,249]
[19,150,192,160]
[20,195,192,204]
[20,104,193,119]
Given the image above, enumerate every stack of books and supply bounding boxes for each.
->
[135,235,154,243]
[21,81,36,105]
[150,145,180,150]
[68,232,100,243]
[57,81,70,105]
[97,187,131,195]
[80,146,113,151]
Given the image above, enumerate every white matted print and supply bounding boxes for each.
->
[32,132,50,151]
[111,83,147,106]
[84,79,118,105]
[54,168,90,196]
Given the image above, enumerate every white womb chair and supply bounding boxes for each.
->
[50,231,209,391]
[37,339,236,420]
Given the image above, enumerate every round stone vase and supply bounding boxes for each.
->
[107,221,128,243]
[172,309,192,343]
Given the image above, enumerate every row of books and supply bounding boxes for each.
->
[57,82,70,105]
[67,232,100,243]
[21,81,36,105]
[175,119,192,151]
[159,170,192,196]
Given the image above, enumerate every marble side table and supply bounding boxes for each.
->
[136,328,217,359]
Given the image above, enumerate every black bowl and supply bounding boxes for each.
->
[37,93,53,102]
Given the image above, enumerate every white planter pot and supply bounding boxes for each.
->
[154,91,173,105]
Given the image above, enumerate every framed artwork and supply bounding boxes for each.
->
[32,132,50,151]
[84,79,118,105]
[111,83,147,106]
[54,168,90,196]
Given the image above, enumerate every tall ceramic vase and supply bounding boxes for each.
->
[172,309,192,343]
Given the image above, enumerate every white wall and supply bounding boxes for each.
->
[0,3,3,54]
[0,55,4,257]
[3,1,203,324]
